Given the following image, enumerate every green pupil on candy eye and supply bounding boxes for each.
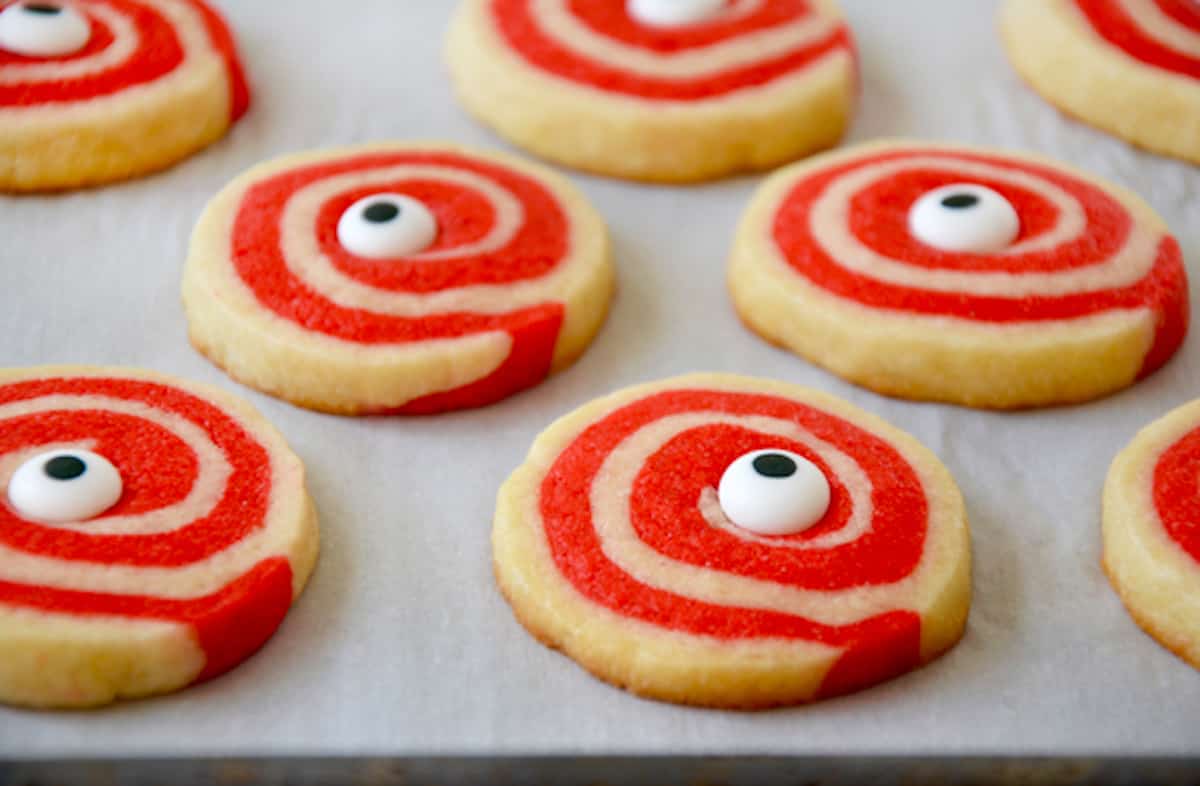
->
[22,4,63,15]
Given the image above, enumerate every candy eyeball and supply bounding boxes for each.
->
[7,449,122,523]
[0,2,91,58]
[627,0,725,27]
[908,183,1020,254]
[336,193,438,259]
[717,449,831,536]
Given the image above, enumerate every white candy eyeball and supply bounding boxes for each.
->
[717,449,830,536]
[7,449,122,523]
[0,2,91,58]
[908,183,1020,254]
[336,193,438,259]
[628,0,725,27]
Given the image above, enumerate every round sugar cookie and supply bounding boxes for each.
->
[1001,0,1200,165]
[729,140,1189,409]
[493,373,971,708]
[0,366,318,708]
[183,142,614,415]
[0,0,248,192]
[1104,399,1200,671]
[445,0,857,183]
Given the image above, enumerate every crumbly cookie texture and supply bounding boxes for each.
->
[494,373,971,708]
[445,0,856,182]
[728,139,1188,409]
[1001,0,1200,164]
[183,142,614,415]
[0,0,248,192]
[1104,399,1200,672]
[0,365,318,708]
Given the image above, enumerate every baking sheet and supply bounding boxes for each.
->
[2,0,1199,760]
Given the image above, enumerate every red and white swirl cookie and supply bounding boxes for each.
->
[0,366,318,708]
[445,0,857,182]
[183,143,614,415]
[0,0,248,191]
[1002,0,1200,164]
[493,373,970,708]
[729,140,1189,409]
[1104,399,1200,672]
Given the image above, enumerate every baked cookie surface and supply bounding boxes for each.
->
[183,142,614,415]
[445,0,857,182]
[0,366,318,708]
[0,0,248,191]
[729,140,1189,409]
[1104,400,1200,672]
[493,373,970,708]
[1001,0,1200,164]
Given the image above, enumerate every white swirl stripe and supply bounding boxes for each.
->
[0,391,292,600]
[588,412,929,627]
[1114,0,1200,58]
[530,0,838,80]
[0,0,216,91]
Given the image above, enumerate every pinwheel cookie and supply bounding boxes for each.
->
[1002,0,1200,165]
[445,0,857,182]
[183,142,614,415]
[493,373,971,708]
[729,140,1189,409]
[1104,400,1200,671]
[0,366,318,708]
[0,0,248,192]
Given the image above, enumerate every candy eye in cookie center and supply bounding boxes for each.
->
[337,192,438,259]
[717,448,830,536]
[7,449,122,523]
[0,0,89,57]
[908,183,1020,254]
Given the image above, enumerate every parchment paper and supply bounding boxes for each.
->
[2,0,1199,759]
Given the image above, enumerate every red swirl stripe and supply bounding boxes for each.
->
[773,148,1189,379]
[232,151,571,413]
[538,388,925,698]
[0,376,270,566]
[492,0,854,100]
[0,0,248,120]
[0,375,294,682]
[1075,0,1200,79]
[1152,425,1200,564]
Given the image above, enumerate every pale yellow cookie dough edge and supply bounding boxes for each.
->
[182,142,615,416]
[444,0,856,183]
[0,365,319,709]
[728,139,1172,410]
[493,372,971,708]
[1103,399,1200,672]
[1000,0,1200,165]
